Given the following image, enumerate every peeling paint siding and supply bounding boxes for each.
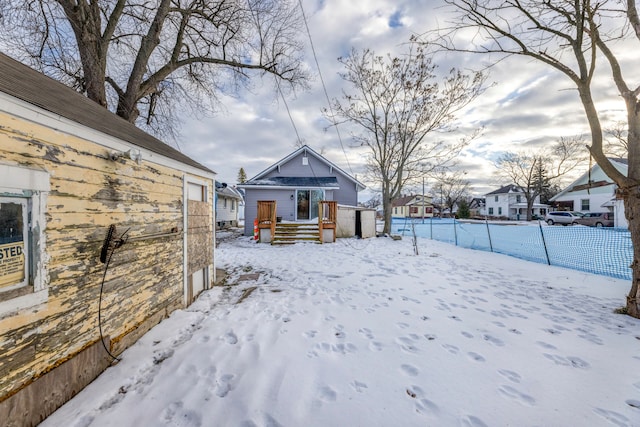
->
[0,112,214,407]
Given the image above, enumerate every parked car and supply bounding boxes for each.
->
[545,211,584,225]
[575,212,614,227]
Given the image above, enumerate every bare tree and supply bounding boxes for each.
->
[605,121,629,159]
[326,44,486,234]
[429,0,640,317]
[496,137,586,220]
[430,169,471,217]
[0,0,308,138]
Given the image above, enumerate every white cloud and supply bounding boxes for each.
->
[179,0,629,198]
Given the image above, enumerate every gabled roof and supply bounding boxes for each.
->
[0,52,212,174]
[391,195,431,207]
[485,184,522,196]
[242,176,339,188]
[215,181,243,200]
[550,158,627,201]
[245,145,365,191]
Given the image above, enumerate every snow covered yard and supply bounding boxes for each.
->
[42,234,640,427]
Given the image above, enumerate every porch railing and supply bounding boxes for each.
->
[318,201,337,243]
[257,200,277,239]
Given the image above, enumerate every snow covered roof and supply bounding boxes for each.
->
[241,176,340,188]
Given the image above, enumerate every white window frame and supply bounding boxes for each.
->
[0,164,49,315]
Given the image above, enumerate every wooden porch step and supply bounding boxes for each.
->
[272,223,321,244]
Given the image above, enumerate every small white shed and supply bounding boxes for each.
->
[337,205,376,238]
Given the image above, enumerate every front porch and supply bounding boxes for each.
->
[256,200,337,244]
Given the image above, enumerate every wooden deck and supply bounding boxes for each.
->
[256,200,337,244]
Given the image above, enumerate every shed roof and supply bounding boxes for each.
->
[0,52,213,174]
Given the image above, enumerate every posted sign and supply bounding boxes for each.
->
[0,241,25,288]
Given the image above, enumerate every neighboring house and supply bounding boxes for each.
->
[391,195,434,218]
[485,185,548,220]
[550,158,628,227]
[469,197,486,217]
[0,53,216,425]
[239,145,365,236]
[215,181,243,228]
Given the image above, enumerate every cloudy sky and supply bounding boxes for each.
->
[178,0,628,199]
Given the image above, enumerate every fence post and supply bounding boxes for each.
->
[453,219,458,246]
[539,220,551,265]
[485,219,493,252]
[430,217,433,240]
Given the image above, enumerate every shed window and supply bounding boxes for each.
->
[0,198,28,291]
[0,164,49,311]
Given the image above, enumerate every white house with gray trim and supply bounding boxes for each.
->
[550,158,628,228]
[239,145,365,236]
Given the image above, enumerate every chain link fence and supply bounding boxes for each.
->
[392,218,633,280]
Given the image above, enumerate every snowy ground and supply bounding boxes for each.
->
[42,232,640,427]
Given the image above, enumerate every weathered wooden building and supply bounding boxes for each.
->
[0,53,216,425]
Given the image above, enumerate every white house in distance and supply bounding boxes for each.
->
[550,158,628,228]
[215,181,243,228]
[485,184,548,220]
[391,194,434,219]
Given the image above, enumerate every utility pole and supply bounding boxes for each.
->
[422,177,425,223]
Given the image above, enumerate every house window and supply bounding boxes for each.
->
[581,199,590,211]
[394,207,398,214]
[498,207,502,215]
[0,164,49,310]
[231,200,235,211]
[410,206,418,214]
[516,195,521,203]
[488,207,494,215]
[223,198,227,208]
[495,196,499,202]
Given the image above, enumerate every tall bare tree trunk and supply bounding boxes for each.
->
[624,192,640,317]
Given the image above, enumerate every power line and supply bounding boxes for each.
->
[275,77,304,146]
[297,0,353,176]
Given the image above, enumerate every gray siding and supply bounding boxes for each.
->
[243,188,296,235]
[262,152,357,205]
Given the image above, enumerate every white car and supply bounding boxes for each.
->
[545,211,584,225]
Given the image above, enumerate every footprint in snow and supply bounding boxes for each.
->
[482,334,505,347]
[442,344,459,355]
[303,330,317,338]
[593,408,632,427]
[461,415,489,427]
[224,331,238,344]
[317,385,337,402]
[467,352,485,362]
[543,354,590,369]
[461,331,474,339]
[400,364,419,377]
[497,369,521,383]
[350,380,368,393]
[536,341,557,350]
[368,341,383,352]
[498,385,536,406]
[358,327,374,339]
